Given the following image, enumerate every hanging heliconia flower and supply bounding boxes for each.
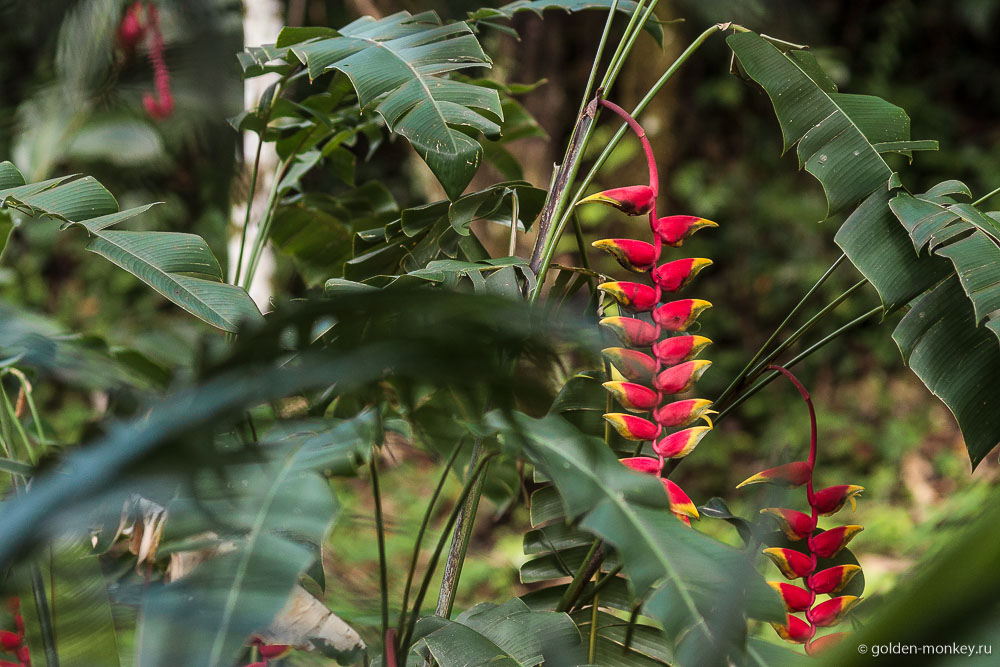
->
[0,598,29,667]
[738,365,864,655]
[577,98,717,525]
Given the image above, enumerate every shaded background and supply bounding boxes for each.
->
[2,0,999,650]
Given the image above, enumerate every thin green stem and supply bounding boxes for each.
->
[714,306,882,424]
[241,158,289,291]
[398,439,465,636]
[556,540,604,613]
[739,279,869,390]
[531,24,725,298]
[973,184,1000,207]
[369,453,390,661]
[596,0,646,89]
[0,385,34,464]
[574,564,623,612]
[588,591,600,662]
[715,254,847,407]
[577,0,623,118]
[508,193,519,257]
[402,454,496,651]
[599,0,660,91]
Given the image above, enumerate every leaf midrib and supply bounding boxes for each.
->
[90,232,236,330]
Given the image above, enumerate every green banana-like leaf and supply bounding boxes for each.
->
[81,231,263,333]
[571,609,672,666]
[467,0,665,45]
[0,162,261,333]
[493,412,785,656]
[728,31,935,216]
[415,598,586,666]
[284,12,501,199]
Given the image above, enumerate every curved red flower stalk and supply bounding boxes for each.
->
[0,598,28,667]
[578,98,717,524]
[119,3,174,120]
[738,365,864,655]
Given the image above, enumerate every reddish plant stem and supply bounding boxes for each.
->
[767,364,819,639]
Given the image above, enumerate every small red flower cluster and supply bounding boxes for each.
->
[578,99,717,523]
[0,598,29,667]
[241,637,290,667]
[738,366,864,654]
[117,2,175,120]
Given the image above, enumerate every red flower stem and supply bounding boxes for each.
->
[596,100,658,195]
[767,364,819,638]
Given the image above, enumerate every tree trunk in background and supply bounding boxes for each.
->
[229,0,279,310]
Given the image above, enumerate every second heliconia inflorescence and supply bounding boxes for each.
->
[576,98,717,525]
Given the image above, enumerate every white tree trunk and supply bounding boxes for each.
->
[229,0,281,310]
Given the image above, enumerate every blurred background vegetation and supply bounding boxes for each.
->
[1,0,998,651]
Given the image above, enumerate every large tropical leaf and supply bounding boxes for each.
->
[0,162,262,333]
[728,31,935,216]
[728,31,1000,466]
[492,411,784,660]
[413,598,586,666]
[278,12,501,199]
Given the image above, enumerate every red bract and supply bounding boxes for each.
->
[760,507,814,541]
[806,631,849,655]
[762,547,815,579]
[651,258,712,292]
[0,632,19,650]
[655,215,718,247]
[808,565,861,595]
[771,614,812,644]
[736,461,812,488]
[602,347,656,383]
[768,582,813,612]
[811,525,863,558]
[619,456,660,474]
[593,238,657,272]
[653,359,711,394]
[807,596,860,627]
[603,381,658,411]
[652,398,714,428]
[578,185,656,216]
[652,335,711,366]
[653,299,712,331]
[662,479,699,520]
[597,281,658,312]
[117,2,145,51]
[604,413,658,441]
[812,485,864,515]
[599,316,659,347]
[652,426,711,459]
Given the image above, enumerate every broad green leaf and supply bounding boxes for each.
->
[67,117,166,167]
[0,161,25,189]
[729,32,916,215]
[468,1,664,45]
[82,230,262,332]
[139,455,338,667]
[572,609,672,666]
[417,598,585,666]
[835,187,952,313]
[287,12,502,199]
[892,279,1000,467]
[495,412,784,651]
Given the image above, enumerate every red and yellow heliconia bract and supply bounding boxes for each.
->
[808,565,861,595]
[653,425,711,459]
[653,299,712,331]
[593,238,657,272]
[604,413,659,441]
[652,335,712,366]
[736,461,812,489]
[619,457,699,525]
[653,398,715,428]
[599,316,659,347]
[652,258,713,292]
[811,525,863,558]
[578,185,656,216]
[654,359,712,394]
[655,215,718,247]
[762,547,815,579]
[602,347,657,383]
[769,582,813,612]
[771,614,812,644]
[598,281,658,312]
[812,484,864,515]
[760,507,815,541]
[603,381,658,412]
